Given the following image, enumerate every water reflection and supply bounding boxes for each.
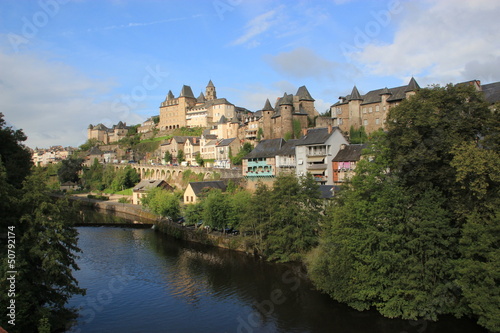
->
[67,223,487,333]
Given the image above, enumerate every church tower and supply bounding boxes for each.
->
[205,80,217,101]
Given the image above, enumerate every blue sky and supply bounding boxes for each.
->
[1,0,499,148]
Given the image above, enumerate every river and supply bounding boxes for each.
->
[66,212,487,333]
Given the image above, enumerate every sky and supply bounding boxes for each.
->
[1,0,499,149]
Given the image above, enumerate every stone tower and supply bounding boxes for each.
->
[262,99,274,140]
[279,93,294,138]
[205,80,217,101]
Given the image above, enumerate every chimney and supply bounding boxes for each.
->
[302,128,308,136]
[328,124,333,134]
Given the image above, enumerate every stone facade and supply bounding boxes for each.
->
[87,121,129,144]
[159,81,236,130]
[330,78,419,134]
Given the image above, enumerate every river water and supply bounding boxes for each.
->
[66,213,486,333]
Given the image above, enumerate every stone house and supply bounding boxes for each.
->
[330,78,419,134]
[159,81,237,130]
[214,138,240,169]
[132,179,172,205]
[184,137,200,166]
[87,121,129,144]
[275,139,299,176]
[332,144,367,185]
[184,181,226,204]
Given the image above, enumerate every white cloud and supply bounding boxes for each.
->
[351,0,500,85]
[0,49,144,148]
[266,47,360,80]
[231,6,284,47]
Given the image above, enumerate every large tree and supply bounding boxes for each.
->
[308,85,500,332]
[0,115,85,332]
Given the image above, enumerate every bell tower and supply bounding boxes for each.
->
[205,80,217,101]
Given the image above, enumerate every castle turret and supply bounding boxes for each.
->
[348,86,363,129]
[405,77,420,98]
[262,99,274,140]
[279,93,294,138]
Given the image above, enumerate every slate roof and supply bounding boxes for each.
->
[318,185,336,199]
[217,138,236,147]
[166,90,174,101]
[93,123,108,131]
[277,139,298,156]
[197,92,206,103]
[349,86,363,101]
[482,81,500,104]
[203,134,218,140]
[207,80,215,88]
[262,99,274,111]
[172,136,198,144]
[180,85,195,98]
[296,127,339,146]
[296,85,315,101]
[244,138,285,159]
[88,146,103,155]
[189,181,226,196]
[333,78,420,106]
[332,144,367,162]
[133,180,170,193]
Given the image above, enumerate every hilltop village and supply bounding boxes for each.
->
[34,78,500,194]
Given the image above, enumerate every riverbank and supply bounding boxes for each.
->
[60,194,249,253]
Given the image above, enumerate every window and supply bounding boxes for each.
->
[369,107,372,113]
[363,107,367,114]
[375,118,380,125]
[363,119,368,126]
[338,118,343,125]
[376,105,380,112]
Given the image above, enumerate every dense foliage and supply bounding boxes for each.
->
[183,174,323,262]
[308,84,500,332]
[141,188,181,220]
[0,114,85,332]
[231,142,253,165]
[81,160,140,192]
[57,157,84,183]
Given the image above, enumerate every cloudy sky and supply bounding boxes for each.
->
[1,0,499,148]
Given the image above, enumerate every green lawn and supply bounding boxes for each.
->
[102,188,134,195]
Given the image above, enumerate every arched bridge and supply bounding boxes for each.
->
[112,163,242,183]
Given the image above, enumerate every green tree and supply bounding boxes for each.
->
[78,138,99,151]
[164,150,173,164]
[231,142,253,165]
[202,189,230,230]
[0,115,85,332]
[264,173,322,262]
[0,113,32,188]
[309,136,460,320]
[110,165,140,192]
[309,86,500,332]
[141,187,180,219]
[183,201,204,225]
[57,158,83,184]
[177,149,185,163]
[195,152,204,166]
[349,125,368,144]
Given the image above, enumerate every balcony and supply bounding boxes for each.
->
[245,169,274,177]
[307,163,327,170]
[247,160,269,168]
[306,148,327,157]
